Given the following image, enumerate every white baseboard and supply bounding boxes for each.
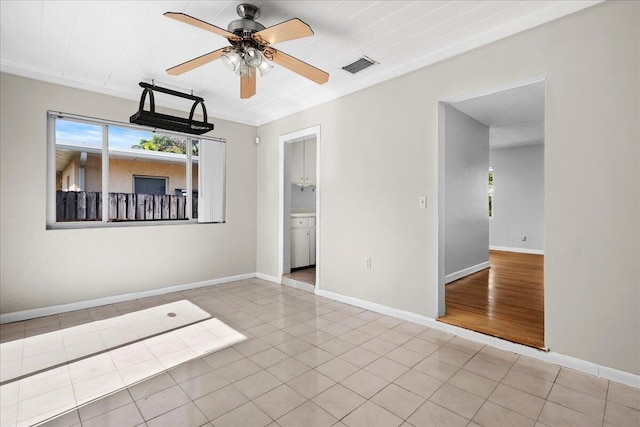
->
[445,261,490,284]
[490,245,544,255]
[0,273,256,324]
[314,288,640,388]
[256,272,281,284]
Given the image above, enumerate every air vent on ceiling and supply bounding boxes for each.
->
[342,56,378,74]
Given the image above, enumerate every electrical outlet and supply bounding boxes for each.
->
[419,196,427,209]
[365,257,371,269]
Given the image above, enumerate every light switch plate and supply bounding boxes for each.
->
[419,196,427,209]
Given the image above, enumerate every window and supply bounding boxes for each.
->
[48,112,225,227]
[488,167,494,218]
[134,176,167,195]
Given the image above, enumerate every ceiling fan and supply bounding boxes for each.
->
[164,3,329,99]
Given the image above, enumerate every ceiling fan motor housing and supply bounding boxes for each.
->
[229,4,265,38]
[228,19,265,38]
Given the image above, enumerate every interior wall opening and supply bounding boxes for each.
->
[278,126,320,292]
[438,79,546,349]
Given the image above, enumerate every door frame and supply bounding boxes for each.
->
[278,125,321,289]
[437,75,547,321]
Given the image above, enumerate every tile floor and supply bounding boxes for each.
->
[0,278,638,427]
[1,317,246,426]
[1,300,210,383]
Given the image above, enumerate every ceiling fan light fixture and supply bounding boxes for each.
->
[243,47,263,68]
[257,59,273,77]
[221,50,242,72]
[237,61,251,77]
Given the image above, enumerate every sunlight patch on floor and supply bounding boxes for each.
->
[1,300,211,383]
[0,317,246,427]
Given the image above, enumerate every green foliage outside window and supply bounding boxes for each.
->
[132,134,198,156]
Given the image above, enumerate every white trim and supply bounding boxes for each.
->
[278,138,285,279]
[256,272,281,284]
[0,273,255,324]
[46,114,56,225]
[101,123,109,222]
[437,102,446,317]
[445,261,490,284]
[490,245,544,255]
[278,125,321,290]
[315,288,640,388]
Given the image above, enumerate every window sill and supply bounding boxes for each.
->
[46,219,223,230]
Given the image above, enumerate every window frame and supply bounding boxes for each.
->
[488,166,494,218]
[47,111,225,229]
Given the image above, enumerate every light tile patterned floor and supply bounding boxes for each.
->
[0,278,638,427]
[0,300,210,383]
[0,318,246,426]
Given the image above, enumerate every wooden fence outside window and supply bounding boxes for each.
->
[56,191,198,221]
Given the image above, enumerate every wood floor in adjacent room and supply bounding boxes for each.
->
[439,250,544,349]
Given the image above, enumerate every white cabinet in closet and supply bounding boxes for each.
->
[291,217,316,268]
[291,139,316,186]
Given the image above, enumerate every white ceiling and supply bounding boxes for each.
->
[452,80,545,149]
[0,1,599,127]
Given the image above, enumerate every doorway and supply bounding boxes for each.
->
[437,78,546,348]
[278,125,320,292]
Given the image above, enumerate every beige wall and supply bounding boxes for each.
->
[60,156,79,191]
[58,153,101,191]
[256,1,639,374]
[86,154,102,192]
[0,73,257,313]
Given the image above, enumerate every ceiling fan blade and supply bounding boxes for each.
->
[166,48,227,75]
[270,49,329,85]
[252,18,313,46]
[241,68,256,99]
[164,12,240,41]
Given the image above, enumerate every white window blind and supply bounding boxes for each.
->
[198,139,226,223]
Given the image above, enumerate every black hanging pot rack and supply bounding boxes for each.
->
[129,82,214,135]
